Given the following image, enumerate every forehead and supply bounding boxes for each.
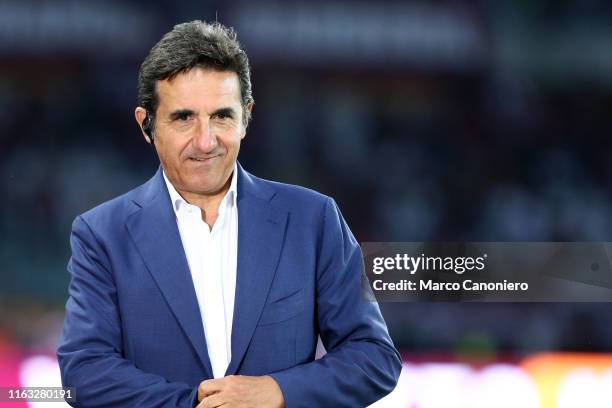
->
[156,68,241,111]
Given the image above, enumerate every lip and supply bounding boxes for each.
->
[186,155,219,164]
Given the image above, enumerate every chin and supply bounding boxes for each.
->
[187,179,224,194]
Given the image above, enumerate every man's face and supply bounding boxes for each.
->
[146,67,248,197]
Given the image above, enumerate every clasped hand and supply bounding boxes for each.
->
[197,375,284,408]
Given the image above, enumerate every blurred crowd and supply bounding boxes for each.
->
[2,0,612,359]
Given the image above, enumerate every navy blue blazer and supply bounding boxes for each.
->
[57,164,401,407]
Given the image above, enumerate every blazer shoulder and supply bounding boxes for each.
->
[76,181,148,232]
[250,173,331,210]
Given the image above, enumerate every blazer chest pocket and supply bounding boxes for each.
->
[258,288,304,326]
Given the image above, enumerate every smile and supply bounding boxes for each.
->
[188,156,219,162]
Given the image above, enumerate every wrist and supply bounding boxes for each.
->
[263,375,285,408]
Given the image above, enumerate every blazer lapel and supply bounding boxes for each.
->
[125,168,213,378]
[225,165,288,375]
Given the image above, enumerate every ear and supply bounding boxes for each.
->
[135,107,152,144]
[241,103,254,139]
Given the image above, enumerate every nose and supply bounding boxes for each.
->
[192,118,218,153]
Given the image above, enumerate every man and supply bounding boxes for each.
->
[57,20,401,407]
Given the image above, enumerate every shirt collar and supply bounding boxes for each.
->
[162,163,238,214]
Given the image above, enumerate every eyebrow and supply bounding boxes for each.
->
[168,107,237,121]
[168,109,196,121]
[210,107,237,118]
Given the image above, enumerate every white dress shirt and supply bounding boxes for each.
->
[163,166,238,378]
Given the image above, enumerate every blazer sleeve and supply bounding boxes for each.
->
[56,216,199,408]
[269,197,402,407]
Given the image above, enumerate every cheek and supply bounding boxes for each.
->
[156,140,185,167]
[162,137,186,157]
[225,131,244,151]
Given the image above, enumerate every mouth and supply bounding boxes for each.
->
[187,155,219,163]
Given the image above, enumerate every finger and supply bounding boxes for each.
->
[198,379,225,401]
[199,393,227,408]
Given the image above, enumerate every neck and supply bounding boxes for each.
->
[178,177,231,228]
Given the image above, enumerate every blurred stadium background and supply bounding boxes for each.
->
[2,0,612,406]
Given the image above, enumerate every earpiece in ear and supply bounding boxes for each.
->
[143,111,155,142]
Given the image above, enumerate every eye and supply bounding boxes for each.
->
[212,111,232,120]
[176,113,191,121]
